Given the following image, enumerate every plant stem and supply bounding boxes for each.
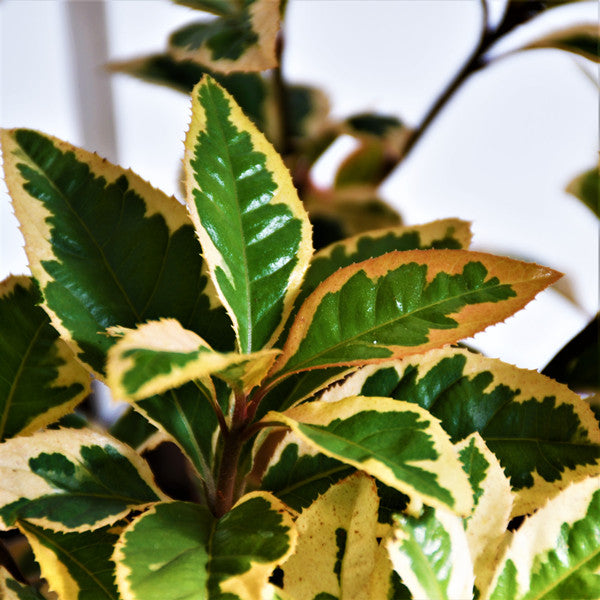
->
[398,1,491,163]
[213,391,247,517]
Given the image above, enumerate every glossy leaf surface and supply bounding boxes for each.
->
[282,472,381,600]
[0,429,163,532]
[387,507,474,600]
[20,520,120,600]
[169,0,280,73]
[0,276,90,442]
[330,348,600,516]
[1,128,233,377]
[267,396,473,516]
[485,476,600,600]
[185,76,312,353]
[108,319,278,400]
[271,250,559,379]
[114,493,296,600]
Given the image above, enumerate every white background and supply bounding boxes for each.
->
[1,0,598,372]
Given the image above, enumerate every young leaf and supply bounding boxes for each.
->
[19,520,120,600]
[114,493,296,600]
[169,0,281,73]
[520,23,600,62]
[566,163,600,218]
[281,472,380,600]
[484,476,600,600]
[291,219,472,325]
[0,428,164,532]
[184,76,312,353]
[107,319,279,399]
[0,276,90,442]
[456,433,513,596]
[1,128,233,377]
[327,348,600,516]
[266,396,474,516]
[270,250,560,379]
[386,506,474,600]
[0,566,46,600]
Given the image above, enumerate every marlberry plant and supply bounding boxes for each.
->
[1,74,600,600]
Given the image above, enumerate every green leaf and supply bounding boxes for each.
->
[252,428,354,512]
[282,472,381,600]
[184,76,312,353]
[0,276,90,442]
[20,520,120,600]
[331,348,600,516]
[543,313,599,392]
[114,493,296,600]
[266,396,474,516]
[566,164,600,218]
[169,0,280,73]
[520,23,599,62]
[270,250,560,380]
[0,567,46,600]
[387,506,474,600]
[485,476,600,600]
[285,219,472,336]
[456,433,513,597]
[1,128,233,377]
[345,113,405,139]
[108,319,278,399]
[0,428,164,532]
[109,408,162,453]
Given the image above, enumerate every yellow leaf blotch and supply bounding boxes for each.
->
[282,472,380,600]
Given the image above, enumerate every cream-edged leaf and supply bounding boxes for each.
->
[282,472,380,600]
[266,396,473,516]
[328,348,600,516]
[0,428,164,532]
[485,476,600,600]
[0,276,90,442]
[184,76,312,353]
[107,319,279,399]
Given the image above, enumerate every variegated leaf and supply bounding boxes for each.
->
[387,506,474,600]
[520,23,599,62]
[269,250,559,380]
[266,396,473,516]
[114,493,296,600]
[287,219,472,332]
[169,0,280,73]
[1,128,233,378]
[252,428,354,512]
[0,428,164,532]
[0,276,90,442]
[485,476,600,600]
[0,566,46,600]
[108,319,278,399]
[457,433,513,596]
[109,407,163,454]
[184,76,312,354]
[326,348,600,516]
[20,520,120,600]
[566,163,599,218]
[172,0,235,16]
[282,472,380,600]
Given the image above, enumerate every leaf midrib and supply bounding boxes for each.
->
[282,278,521,375]
[0,321,45,441]
[16,145,142,321]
